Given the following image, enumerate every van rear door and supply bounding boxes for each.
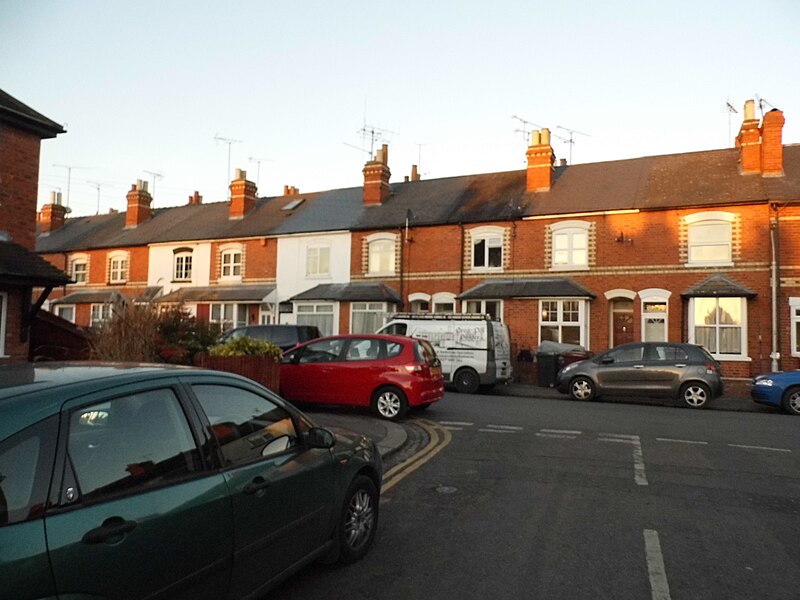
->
[490,321,512,382]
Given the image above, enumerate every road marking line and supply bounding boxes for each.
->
[598,436,648,485]
[438,421,474,427]
[442,426,464,431]
[535,433,577,440]
[644,529,672,600]
[656,438,708,445]
[599,433,640,440]
[478,428,518,434]
[382,419,452,492]
[485,424,524,431]
[728,444,791,453]
[541,428,582,435]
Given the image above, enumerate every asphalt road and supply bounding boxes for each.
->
[272,392,800,600]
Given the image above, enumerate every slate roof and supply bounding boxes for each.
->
[36,144,800,252]
[0,89,65,138]
[0,241,70,286]
[156,284,275,303]
[459,278,596,299]
[37,193,321,253]
[289,282,402,303]
[681,274,757,298]
[51,290,126,305]
[275,145,800,235]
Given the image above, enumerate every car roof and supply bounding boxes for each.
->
[0,362,242,441]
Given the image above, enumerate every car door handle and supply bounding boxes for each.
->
[633,364,645,368]
[243,476,270,495]
[82,516,138,544]
[675,363,687,368]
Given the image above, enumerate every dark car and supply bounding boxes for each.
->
[0,363,382,600]
[751,370,800,415]
[281,334,445,421]
[218,324,322,351]
[555,341,723,408]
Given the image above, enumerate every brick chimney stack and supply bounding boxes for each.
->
[283,185,299,196]
[229,169,257,219]
[38,191,67,234]
[760,108,785,177]
[363,144,391,205]
[526,128,555,192]
[188,191,203,205]
[125,180,152,228]
[736,100,761,174]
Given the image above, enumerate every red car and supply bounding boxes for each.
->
[280,334,445,420]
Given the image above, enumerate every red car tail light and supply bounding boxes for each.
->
[705,362,717,374]
[404,363,423,373]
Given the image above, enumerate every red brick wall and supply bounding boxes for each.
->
[0,125,40,250]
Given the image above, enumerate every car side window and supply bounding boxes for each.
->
[298,338,345,363]
[192,385,298,465]
[346,338,382,361]
[67,389,201,503]
[382,323,407,336]
[0,417,58,527]
[650,345,688,361]
[385,341,403,358]
[607,344,644,362]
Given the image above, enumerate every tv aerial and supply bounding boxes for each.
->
[511,114,544,144]
[754,94,776,119]
[725,97,738,146]
[556,125,590,165]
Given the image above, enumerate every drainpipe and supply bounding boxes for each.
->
[399,226,405,311]
[458,223,465,309]
[770,204,783,371]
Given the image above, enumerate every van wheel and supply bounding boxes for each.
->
[372,386,408,421]
[454,368,480,394]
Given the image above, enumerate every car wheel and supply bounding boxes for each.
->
[338,475,379,564]
[569,376,596,401]
[680,382,710,408]
[372,386,408,421]
[781,386,800,415]
[453,368,480,394]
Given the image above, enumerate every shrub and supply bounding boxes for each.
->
[207,336,282,361]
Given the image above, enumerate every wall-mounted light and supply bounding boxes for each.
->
[616,231,634,244]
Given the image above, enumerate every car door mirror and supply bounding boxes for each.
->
[304,427,336,449]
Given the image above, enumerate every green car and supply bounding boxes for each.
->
[0,363,382,600]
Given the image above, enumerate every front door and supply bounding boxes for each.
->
[611,299,634,347]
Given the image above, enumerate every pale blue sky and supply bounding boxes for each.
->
[2,0,798,216]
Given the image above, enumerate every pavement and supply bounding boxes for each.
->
[306,379,775,460]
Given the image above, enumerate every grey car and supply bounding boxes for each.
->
[556,342,723,408]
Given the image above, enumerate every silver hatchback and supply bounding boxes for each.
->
[556,342,724,408]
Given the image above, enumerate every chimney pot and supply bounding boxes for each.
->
[530,130,541,146]
[283,185,290,195]
[541,128,551,146]
[744,99,756,121]
[411,164,420,182]
[236,168,246,180]
[560,158,567,167]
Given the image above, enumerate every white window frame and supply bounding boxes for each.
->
[0,291,7,357]
[687,296,748,360]
[305,243,331,278]
[173,250,193,282]
[70,253,89,285]
[350,302,396,334]
[220,244,243,281]
[550,220,590,271]
[108,251,129,284]
[470,226,504,272]
[408,292,431,313]
[539,298,588,346]
[639,288,671,342]
[790,297,800,357]
[210,302,249,331]
[295,302,336,336]
[366,233,397,276]
[90,303,113,327]
[432,292,456,314]
[685,211,734,267]
[463,299,503,321]
[55,304,76,324]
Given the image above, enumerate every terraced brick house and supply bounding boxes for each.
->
[36,101,800,385]
[0,89,70,362]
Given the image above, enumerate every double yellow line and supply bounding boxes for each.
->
[381,419,452,492]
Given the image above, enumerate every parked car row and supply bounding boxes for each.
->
[0,363,383,599]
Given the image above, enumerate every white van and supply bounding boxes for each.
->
[377,313,512,393]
